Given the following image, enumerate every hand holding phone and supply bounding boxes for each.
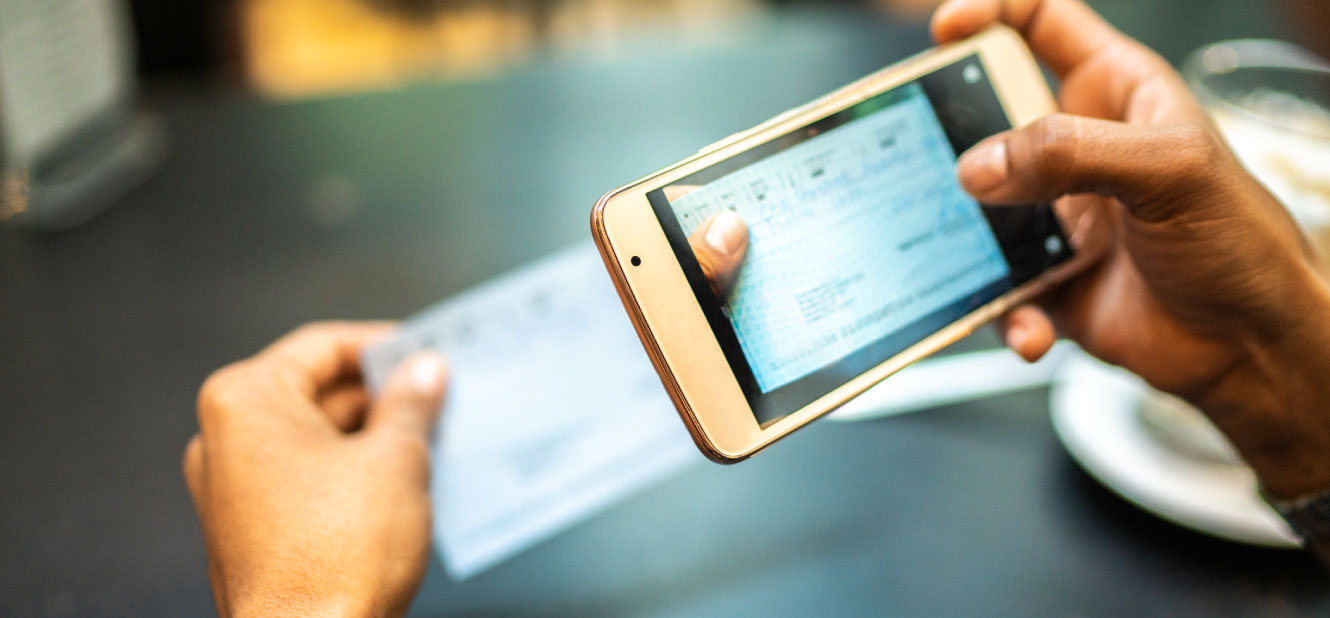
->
[934,0,1330,502]
[593,26,1105,462]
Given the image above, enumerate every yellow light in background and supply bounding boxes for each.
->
[545,0,760,57]
[239,0,774,99]
[242,0,536,98]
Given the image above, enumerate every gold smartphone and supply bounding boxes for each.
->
[591,26,1102,463]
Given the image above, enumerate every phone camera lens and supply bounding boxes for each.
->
[631,256,642,267]
[963,64,982,84]
[1045,236,1064,254]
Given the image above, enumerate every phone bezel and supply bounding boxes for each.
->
[591,26,1100,463]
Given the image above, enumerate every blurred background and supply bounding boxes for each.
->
[3,0,1330,616]
[132,0,1327,96]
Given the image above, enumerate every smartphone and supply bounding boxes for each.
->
[591,26,1102,463]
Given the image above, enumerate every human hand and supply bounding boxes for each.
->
[934,0,1330,496]
[184,322,448,618]
[667,184,749,297]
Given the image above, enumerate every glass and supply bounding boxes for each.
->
[1184,39,1330,271]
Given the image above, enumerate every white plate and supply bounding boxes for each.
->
[1050,349,1299,548]
[828,343,1071,422]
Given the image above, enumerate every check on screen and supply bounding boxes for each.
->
[666,83,1009,393]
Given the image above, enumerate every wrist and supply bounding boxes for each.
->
[1196,278,1330,499]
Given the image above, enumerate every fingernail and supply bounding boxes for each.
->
[407,353,448,394]
[705,211,746,258]
[958,140,1008,194]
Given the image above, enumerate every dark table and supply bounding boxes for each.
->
[1,3,1324,617]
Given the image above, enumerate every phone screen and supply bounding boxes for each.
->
[647,54,1073,425]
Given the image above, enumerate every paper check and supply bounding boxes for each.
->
[361,244,700,580]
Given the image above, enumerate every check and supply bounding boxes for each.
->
[361,245,700,579]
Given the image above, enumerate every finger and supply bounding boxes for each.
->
[663,185,701,202]
[317,382,371,432]
[930,0,1194,122]
[183,436,205,505]
[999,304,1057,362]
[688,211,749,298]
[365,352,449,441]
[257,321,396,398]
[956,115,1223,221]
[932,0,1125,78]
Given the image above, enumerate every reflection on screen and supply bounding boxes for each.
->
[666,83,1009,392]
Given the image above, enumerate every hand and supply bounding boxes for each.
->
[667,183,749,297]
[183,322,449,618]
[934,0,1330,496]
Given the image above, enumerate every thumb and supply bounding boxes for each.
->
[957,114,1223,221]
[366,352,449,440]
[688,210,749,297]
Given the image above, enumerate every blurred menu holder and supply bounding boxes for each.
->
[0,0,162,231]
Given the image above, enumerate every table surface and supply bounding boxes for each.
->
[2,3,1325,617]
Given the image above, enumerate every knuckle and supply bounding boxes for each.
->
[1164,125,1221,177]
[197,366,234,409]
[270,320,364,361]
[196,362,254,423]
[1020,115,1080,183]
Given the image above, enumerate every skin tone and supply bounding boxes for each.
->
[184,323,448,618]
[926,0,1330,502]
[186,0,1330,614]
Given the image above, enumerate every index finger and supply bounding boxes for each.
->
[931,0,1200,124]
[257,321,397,397]
[931,0,1121,78]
